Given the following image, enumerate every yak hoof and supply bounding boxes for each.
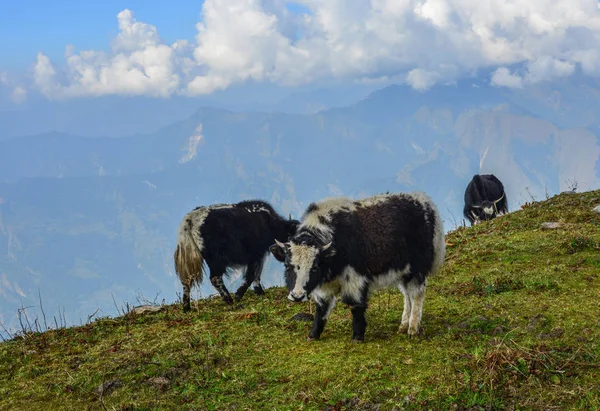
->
[306,335,319,342]
[253,286,265,296]
[407,327,420,338]
[398,323,409,334]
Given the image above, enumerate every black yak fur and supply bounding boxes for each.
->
[174,200,299,311]
[269,192,445,342]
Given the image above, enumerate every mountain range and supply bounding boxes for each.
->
[0,76,599,334]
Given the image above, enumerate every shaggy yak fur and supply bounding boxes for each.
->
[174,200,299,311]
[270,191,446,342]
[463,174,508,226]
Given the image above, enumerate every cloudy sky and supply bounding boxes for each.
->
[2,0,600,104]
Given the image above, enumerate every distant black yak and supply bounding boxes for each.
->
[174,200,300,311]
[269,192,446,342]
[463,174,508,226]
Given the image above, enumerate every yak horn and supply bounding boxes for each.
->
[275,239,288,248]
[493,192,505,205]
[321,241,333,251]
[471,205,482,209]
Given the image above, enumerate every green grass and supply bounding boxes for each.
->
[2,190,600,410]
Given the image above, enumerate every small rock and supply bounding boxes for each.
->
[593,205,600,214]
[290,312,314,322]
[96,380,122,396]
[541,222,562,230]
[130,305,165,315]
[148,377,170,388]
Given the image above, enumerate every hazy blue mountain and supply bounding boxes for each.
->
[0,79,599,335]
[0,84,382,141]
[0,96,227,140]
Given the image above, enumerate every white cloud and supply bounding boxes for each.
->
[11,86,27,104]
[406,69,439,91]
[33,10,180,99]
[491,67,524,88]
[491,56,576,88]
[0,71,28,103]
[525,56,575,83]
[24,0,600,99]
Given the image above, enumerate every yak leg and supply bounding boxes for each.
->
[398,282,412,334]
[350,305,368,342]
[235,258,266,300]
[399,279,426,337]
[407,282,426,337]
[308,296,336,341]
[208,264,233,305]
[252,255,267,295]
[182,281,192,312]
[251,257,266,296]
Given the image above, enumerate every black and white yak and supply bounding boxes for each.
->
[174,200,300,311]
[269,192,446,342]
[463,174,508,226]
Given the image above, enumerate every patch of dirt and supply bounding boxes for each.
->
[148,376,170,390]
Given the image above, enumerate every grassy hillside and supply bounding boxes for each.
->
[1,190,599,410]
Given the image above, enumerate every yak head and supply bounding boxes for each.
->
[470,192,505,224]
[269,235,335,302]
[275,214,301,243]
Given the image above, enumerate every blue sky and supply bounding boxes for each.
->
[1,0,599,104]
[0,0,201,70]
[0,1,312,71]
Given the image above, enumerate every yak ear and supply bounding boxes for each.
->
[286,219,300,234]
[270,241,288,262]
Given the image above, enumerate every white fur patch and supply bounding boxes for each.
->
[355,193,393,208]
[289,243,319,297]
[371,265,412,292]
[340,267,367,302]
[483,207,494,215]
[300,197,356,240]
[179,204,233,252]
[245,205,271,214]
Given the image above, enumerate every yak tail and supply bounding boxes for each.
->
[174,222,205,290]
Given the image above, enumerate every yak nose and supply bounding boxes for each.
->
[288,291,307,302]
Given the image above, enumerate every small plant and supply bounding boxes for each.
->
[566,179,579,193]
[564,236,599,254]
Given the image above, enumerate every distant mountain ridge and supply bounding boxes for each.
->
[0,79,599,333]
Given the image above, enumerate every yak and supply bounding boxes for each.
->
[463,174,508,226]
[269,192,446,342]
[174,200,299,311]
